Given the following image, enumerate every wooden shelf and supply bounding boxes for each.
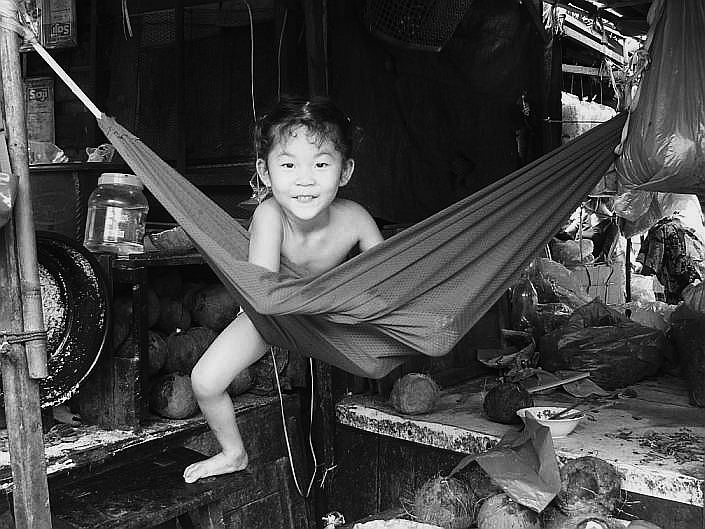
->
[0,393,279,493]
[336,375,705,507]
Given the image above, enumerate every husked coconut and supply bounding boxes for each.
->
[190,284,239,331]
[556,457,621,515]
[476,493,540,529]
[149,372,199,419]
[165,330,200,373]
[147,330,168,376]
[627,522,662,529]
[227,367,254,396]
[541,504,619,529]
[483,382,534,424]
[149,268,183,299]
[413,476,475,529]
[389,373,440,415]
[156,298,191,334]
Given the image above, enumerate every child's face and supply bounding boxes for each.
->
[257,125,353,222]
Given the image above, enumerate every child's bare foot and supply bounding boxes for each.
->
[183,450,248,483]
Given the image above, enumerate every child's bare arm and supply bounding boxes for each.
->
[346,201,384,252]
[248,200,283,273]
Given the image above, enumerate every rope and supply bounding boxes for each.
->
[0,0,102,119]
[0,330,47,354]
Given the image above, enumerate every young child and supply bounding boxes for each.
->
[183,96,384,483]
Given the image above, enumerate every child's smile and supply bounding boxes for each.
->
[257,125,353,223]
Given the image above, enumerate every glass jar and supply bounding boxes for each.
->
[84,173,148,255]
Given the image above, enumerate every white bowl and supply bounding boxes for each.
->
[516,406,583,438]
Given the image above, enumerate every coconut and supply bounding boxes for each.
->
[149,372,199,419]
[190,284,239,331]
[556,457,621,516]
[156,297,191,334]
[111,294,133,348]
[181,281,206,312]
[186,326,218,353]
[541,504,619,529]
[112,317,130,349]
[627,522,662,529]
[389,373,441,415]
[483,382,534,424]
[146,288,161,328]
[149,268,183,299]
[413,476,475,529]
[227,367,254,396]
[476,493,540,529]
[165,330,201,374]
[147,330,168,376]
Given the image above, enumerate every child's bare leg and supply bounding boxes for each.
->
[183,313,266,483]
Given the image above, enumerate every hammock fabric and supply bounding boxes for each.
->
[98,113,625,379]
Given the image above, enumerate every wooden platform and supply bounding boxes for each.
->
[0,393,278,493]
[336,375,705,507]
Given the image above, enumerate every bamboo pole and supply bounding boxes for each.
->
[0,6,53,527]
[0,9,47,379]
[0,220,52,529]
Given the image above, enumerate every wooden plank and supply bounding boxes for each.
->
[563,15,624,64]
[562,63,624,81]
[337,376,705,507]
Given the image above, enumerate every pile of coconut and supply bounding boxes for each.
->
[111,267,251,420]
[401,457,661,529]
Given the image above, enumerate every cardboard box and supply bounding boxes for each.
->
[25,76,55,143]
[570,262,625,306]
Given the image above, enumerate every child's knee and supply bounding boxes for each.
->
[190,364,216,399]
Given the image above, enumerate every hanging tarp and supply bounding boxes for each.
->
[615,0,705,194]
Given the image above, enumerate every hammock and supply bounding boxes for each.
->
[96,113,626,378]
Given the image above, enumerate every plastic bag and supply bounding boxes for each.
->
[616,191,705,239]
[0,171,16,229]
[550,239,594,266]
[615,0,705,195]
[28,140,69,164]
[86,143,116,162]
[630,274,656,303]
[622,300,674,332]
[535,258,592,309]
[539,299,666,390]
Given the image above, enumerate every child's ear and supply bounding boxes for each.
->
[339,158,354,187]
[256,158,271,186]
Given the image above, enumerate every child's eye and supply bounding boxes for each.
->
[281,163,294,169]
[315,162,329,168]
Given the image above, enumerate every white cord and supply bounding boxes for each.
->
[272,349,318,498]
[243,0,256,123]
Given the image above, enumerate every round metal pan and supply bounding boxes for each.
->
[0,231,110,408]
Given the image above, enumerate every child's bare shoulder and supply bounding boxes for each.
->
[333,198,374,221]
[251,198,283,226]
[332,199,383,250]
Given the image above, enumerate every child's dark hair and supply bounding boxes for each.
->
[254,95,361,162]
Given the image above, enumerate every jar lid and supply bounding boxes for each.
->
[98,173,143,188]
